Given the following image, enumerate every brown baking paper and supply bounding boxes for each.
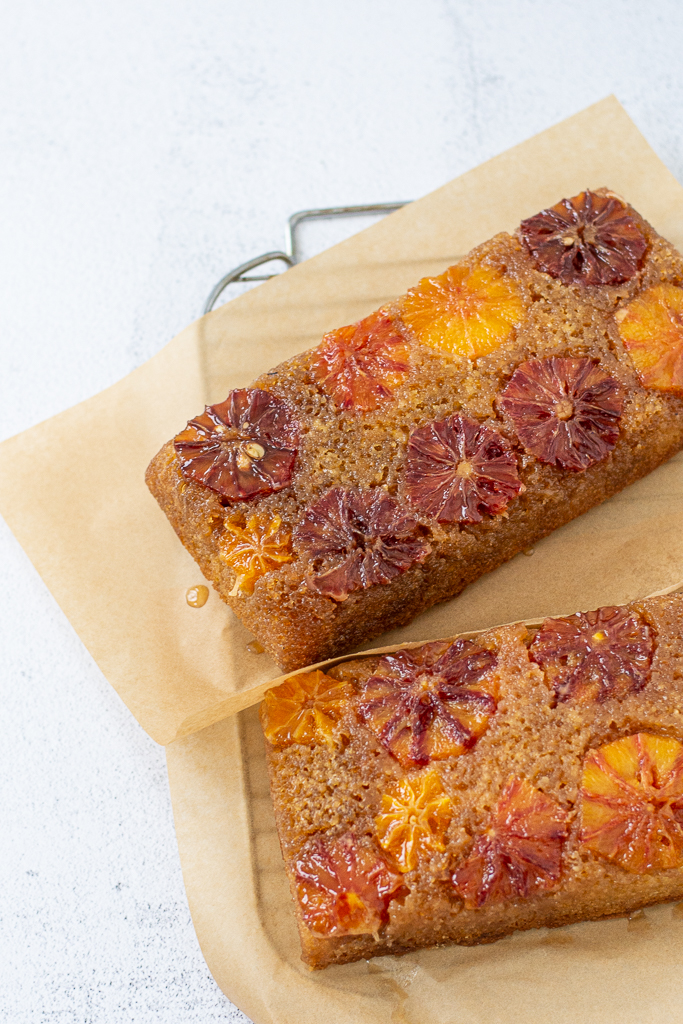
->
[2,96,683,745]
[166,662,683,1024]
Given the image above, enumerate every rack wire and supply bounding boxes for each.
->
[204,201,410,314]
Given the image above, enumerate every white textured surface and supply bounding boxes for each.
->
[1,1,683,1021]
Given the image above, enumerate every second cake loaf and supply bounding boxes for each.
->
[146,189,683,669]
[259,594,683,968]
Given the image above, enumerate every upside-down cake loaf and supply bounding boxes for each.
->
[260,594,683,967]
[146,189,683,669]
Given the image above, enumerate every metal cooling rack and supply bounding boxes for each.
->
[204,201,410,314]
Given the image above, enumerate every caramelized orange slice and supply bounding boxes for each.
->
[580,733,683,873]
[406,413,523,523]
[520,191,647,286]
[400,263,524,360]
[219,513,292,596]
[294,487,430,602]
[530,605,654,705]
[357,640,498,768]
[499,357,623,472]
[311,309,410,411]
[294,831,406,936]
[453,778,568,908]
[616,283,683,393]
[174,388,298,501]
[260,670,353,749]
[375,770,452,872]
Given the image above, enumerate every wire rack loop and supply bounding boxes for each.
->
[204,201,409,314]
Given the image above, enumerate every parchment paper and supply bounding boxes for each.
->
[2,96,683,745]
[166,692,683,1024]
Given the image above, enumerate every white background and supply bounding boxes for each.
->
[1,2,683,1021]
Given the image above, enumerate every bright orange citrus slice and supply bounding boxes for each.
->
[219,513,292,596]
[260,670,353,749]
[400,263,524,360]
[375,770,452,872]
[617,283,683,393]
[581,733,683,872]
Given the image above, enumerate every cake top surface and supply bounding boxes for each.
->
[164,190,683,616]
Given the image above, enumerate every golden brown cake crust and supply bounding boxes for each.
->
[261,595,683,968]
[146,191,683,670]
